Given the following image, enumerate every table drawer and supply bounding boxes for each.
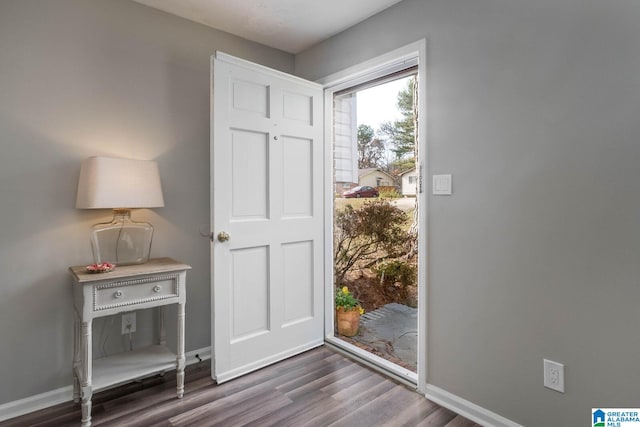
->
[93,275,179,311]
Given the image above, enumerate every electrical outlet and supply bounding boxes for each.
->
[121,312,136,334]
[543,359,565,392]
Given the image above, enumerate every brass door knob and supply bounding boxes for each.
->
[217,231,230,242]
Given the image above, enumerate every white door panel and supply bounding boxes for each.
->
[230,130,269,219]
[212,52,324,383]
[282,136,314,216]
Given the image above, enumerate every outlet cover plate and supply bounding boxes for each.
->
[543,359,565,393]
[121,312,136,334]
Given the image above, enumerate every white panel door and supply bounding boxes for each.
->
[211,52,324,383]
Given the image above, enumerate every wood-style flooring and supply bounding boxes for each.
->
[1,346,482,427]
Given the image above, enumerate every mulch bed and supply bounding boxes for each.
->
[342,269,417,312]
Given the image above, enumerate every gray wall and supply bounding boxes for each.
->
[0,0,292,405]
[297,0,640,425]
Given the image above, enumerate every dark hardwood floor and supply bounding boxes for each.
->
[2,346,482,427]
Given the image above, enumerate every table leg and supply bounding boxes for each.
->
[158,306,166,346]
[72,312,81,403]
[81,399,92,427]
[176,302,185,398]
[80,319,93,426]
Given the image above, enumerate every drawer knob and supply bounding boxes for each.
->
[114,290,123,298]
[153,285,162,293]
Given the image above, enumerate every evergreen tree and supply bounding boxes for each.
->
[379,77,416,160]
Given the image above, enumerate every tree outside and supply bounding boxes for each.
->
[357,124,386,169]
[355,76,417,176]
[379,77,416,164]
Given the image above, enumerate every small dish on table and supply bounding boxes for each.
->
[85,262,116,274]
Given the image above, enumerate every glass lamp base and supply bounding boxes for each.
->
[90,209,154,265]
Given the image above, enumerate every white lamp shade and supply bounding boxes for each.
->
[76,156,165,209]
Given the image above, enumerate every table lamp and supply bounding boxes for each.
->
[76,156,164,265]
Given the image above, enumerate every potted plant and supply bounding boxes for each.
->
[335,286,364,336]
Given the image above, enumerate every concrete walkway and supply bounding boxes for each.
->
[352,303,417,371]
[390,197,416,212]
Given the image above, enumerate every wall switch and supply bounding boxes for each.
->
[432,174,452,195]
[121,312,136,334]
[543,359,565,392]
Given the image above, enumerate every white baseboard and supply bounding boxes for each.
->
[0,346,212,422]
[425,384,523,427]
[0,385,74,422]
[187,345,212,363]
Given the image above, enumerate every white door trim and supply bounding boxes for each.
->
[319,39,428,393]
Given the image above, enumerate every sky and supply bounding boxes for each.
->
[356,76,411,131]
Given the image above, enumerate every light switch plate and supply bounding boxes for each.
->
[432,174,452,195]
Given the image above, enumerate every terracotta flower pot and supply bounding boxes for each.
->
[336,307,361,337]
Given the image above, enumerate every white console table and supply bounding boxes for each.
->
[70,258,191,427]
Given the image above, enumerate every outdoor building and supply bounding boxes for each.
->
[333,93,358,195]
[400,167,417,196]
[358,168,396,188]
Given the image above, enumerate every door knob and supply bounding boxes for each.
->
[217,231,230,242]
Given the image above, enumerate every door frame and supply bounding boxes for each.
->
[317,39,428,393]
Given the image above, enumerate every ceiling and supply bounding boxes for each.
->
[131,0,404,54]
